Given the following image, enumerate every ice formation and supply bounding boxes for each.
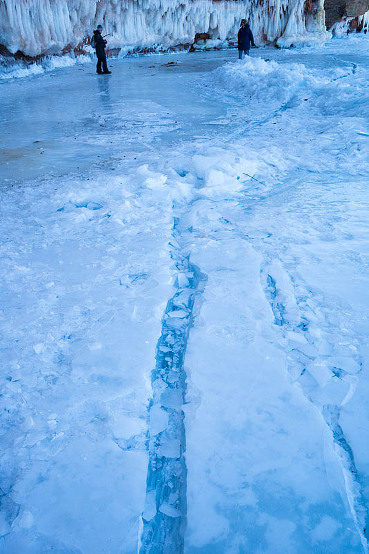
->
[0,0,326,57]
[358,9,369,31]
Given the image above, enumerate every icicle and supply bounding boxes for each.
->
[0,0,329,57]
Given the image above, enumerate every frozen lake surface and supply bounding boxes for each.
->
[1,37,369,553]
[0,50,234,183]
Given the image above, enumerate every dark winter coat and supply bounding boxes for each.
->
[93,30,107,58]
[238,25,255,51]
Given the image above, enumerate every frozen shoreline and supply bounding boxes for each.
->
[1,36,369,553]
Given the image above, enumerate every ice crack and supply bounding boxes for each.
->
[261,259,369,552]
[139,223,206,554]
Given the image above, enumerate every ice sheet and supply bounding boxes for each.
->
[1,36,369,553]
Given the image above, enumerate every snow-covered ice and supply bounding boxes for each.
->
[1,35,369,553]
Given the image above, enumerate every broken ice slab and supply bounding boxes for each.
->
[177,272,190,288]
[150,405,169,436]
[159,502,181,518]
[159,345,171,353]
[142,490,157,522]
[160,388,183,408]
[285,330,309,344]
[151,378,168,402]
[165,334,175,345]
[157,439,181,458]
[306,360,333,388]
[172,289,195,308]
[287,339,316,358]
[166,309,189,319]
[165,317,187,330]
[306,376,353,408]
[167,370,181,385]
[168,491,179,504]
[328,357,361,375]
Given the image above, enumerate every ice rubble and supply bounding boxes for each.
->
[0,0,326,57]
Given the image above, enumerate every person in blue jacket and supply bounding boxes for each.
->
[93,25,111,74]
[238,19,255,59]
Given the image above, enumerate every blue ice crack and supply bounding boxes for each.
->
[139,223,206,554]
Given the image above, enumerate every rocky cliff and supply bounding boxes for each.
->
[324,0,369,28]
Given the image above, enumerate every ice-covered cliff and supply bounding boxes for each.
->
[325,0,369,28]
[0,0,327,58]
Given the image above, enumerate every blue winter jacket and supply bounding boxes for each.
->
[238,25,255,51]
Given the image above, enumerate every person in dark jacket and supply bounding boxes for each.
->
[93,25,111,74]
[238,19,255,59]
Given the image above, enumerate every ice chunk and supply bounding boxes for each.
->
[166,309,189,319]
[159,502,181,518]
[160,388,183,408]
[142,490,157,522]
[33,343,45,354]
[329,357,361,375]
[150,405,169,436]
[165,317,187,330]
[307,361,333,387]
[159,346,171,353]
[177,273,190,288]
[158,440,181,458]
[172,289,194,308]
[86,202,103,211]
